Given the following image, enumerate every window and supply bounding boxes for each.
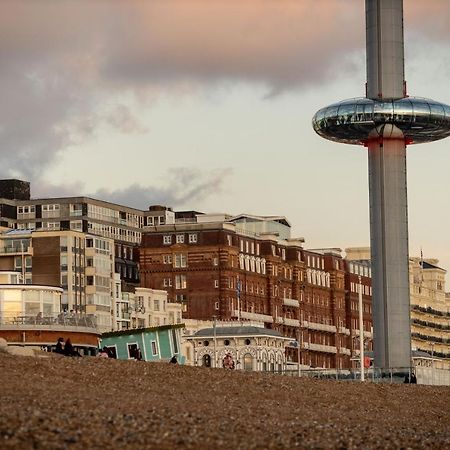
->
[151,341,158,355]
[154,299,160,311]
[202,354,211,367]
[243,353,253,371]
[213,257,218,266]
[163,255,172,264]
[70,204,83,216]
[174,253,187,268]
[188,233,197,243]
[214,280,219,288]
[70,220,83,231]
[176,234,185,244]
[175,274,187,289]
[163,278,172,287]
[171,329,179,354]
[163,235,172,245]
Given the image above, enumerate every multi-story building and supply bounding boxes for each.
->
[111,284,182,332]
[139,212,361,370]
[342,253,374,367]
[410,257,450,370]
[0,229,116,332]
[0,274,100,353]
[0,179,157,290]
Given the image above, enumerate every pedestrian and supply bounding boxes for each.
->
[135,347,142,361]
[410,372,417,384]
[55,337,65,354]
[404,374,410,384]
[170,355,178,364]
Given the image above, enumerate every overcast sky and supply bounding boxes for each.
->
[1,0,450,275]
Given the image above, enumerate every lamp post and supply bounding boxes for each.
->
[358,275,365,381]
[297,326,302,377]
[213,315,217,368]
[431,342,435,386]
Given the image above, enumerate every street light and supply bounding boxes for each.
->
[213,315,217,368]
[431,342,435,386]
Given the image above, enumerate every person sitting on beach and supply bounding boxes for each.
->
[55,337,65,354]
[64,338,81,357]
[97,347,110,358]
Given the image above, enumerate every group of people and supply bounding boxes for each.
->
[222,353,235,369]
[404,372,418,384]
[54,337,81,357]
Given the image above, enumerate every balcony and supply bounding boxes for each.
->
[275,316,284,324]
[0,246,33,255]
[283,298,300,308]
[303,320,337,333]
[338,326,351,335]
[232,310,273,323]
[351,329,373,338]
[284,318,300,327]
[339,347,351,356]
[303,342,337,354]
[0,313,98,332]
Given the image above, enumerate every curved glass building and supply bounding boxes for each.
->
[313,97,450,145]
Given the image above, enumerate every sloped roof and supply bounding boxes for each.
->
[193,326,288,339]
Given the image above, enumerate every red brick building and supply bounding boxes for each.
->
[139,214,372,370]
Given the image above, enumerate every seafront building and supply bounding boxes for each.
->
[138,213,371,370]
[346,247,450,371]
[0,229,115,332]
[0,272,100,352]
[185,324,292,371]
[101,324,184,362]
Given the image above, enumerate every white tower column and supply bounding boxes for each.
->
[366,0,411,370]
[368,126,411,369]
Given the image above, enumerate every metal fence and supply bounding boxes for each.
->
[271,366,450,385]
[0,313,97,329]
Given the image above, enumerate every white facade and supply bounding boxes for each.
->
[186,325,293,372]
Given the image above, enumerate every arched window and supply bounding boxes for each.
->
[243,353,253,371]
[202,354,211,367]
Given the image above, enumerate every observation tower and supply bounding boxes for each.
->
[313,0,450,371]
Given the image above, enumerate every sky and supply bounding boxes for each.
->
[1,0,450,274]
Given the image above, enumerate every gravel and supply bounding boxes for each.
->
[0,352,449,449]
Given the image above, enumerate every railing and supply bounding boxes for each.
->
[0,313,98,330]
[411,304,450,318]
[412,332,450,344]
[412,318,450,331]
[0,246,33,254]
